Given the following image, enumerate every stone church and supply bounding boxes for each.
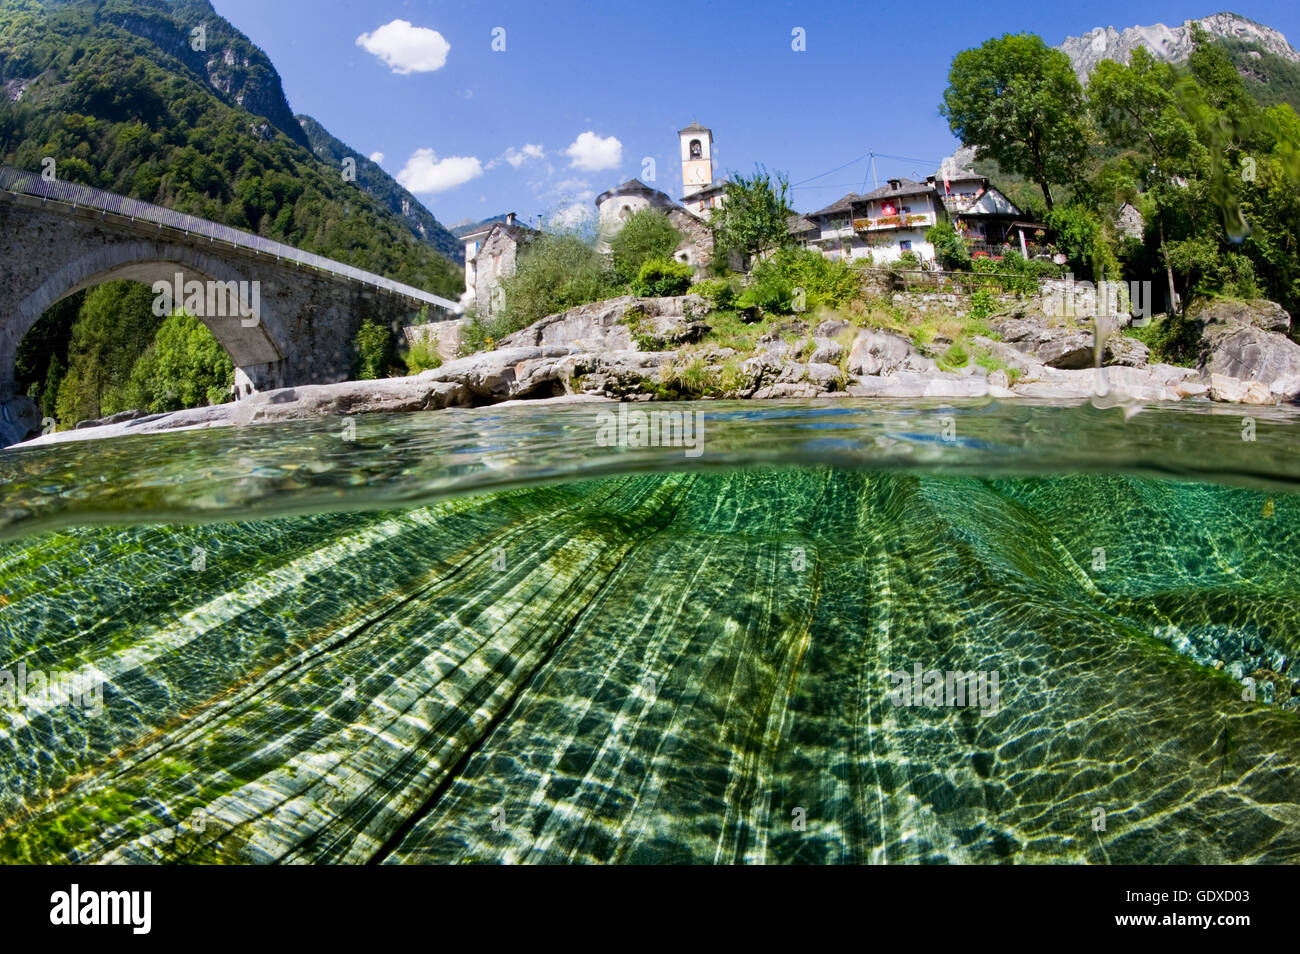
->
[594,121,723,268]
[462,122,724,315]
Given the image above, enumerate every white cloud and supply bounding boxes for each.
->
[488,144,545,170]
[565,131,622,172]
[551,202,592,228]
[369,151,384,164]
[504,143,545,168]
[356,20,451,75]
[554,177,589,193]
[396,148,483,194]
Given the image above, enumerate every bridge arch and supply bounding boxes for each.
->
[4,239,290,400]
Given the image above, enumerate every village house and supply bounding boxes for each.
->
[796,178,944,264]
[460,212,540,316]
[926,168,1047,258]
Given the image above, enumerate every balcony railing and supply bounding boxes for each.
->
[853,212,934,232]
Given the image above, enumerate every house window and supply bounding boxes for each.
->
[899,240,912,252]
[689,139,702,159]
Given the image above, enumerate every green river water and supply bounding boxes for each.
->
[0,398,1297,864]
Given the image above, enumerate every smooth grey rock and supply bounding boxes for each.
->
[426,345,575,399]
[1208,373,1276,405]
[1103,334,1151,367]
[1199,319,1300,400]
[846,329,918,376]
[813,318,851,338]
[1190,297,1291,333]
[803,362,842,389]
[994,316,1095,369]
[571,351,677,398]
[236,377,475,422]
[496,295,707,352]
[0,396,41,446]
[809,338,844,364]
[751,382,823,399]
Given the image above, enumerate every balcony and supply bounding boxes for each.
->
[853,212,934,232]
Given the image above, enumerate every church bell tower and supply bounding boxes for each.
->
[679,121,714,197]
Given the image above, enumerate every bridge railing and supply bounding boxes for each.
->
[0,166,461,312]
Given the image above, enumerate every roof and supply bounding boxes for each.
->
[595,178,673,207]
[678,121,712,136]
[680,179,728,202]
[787,213,817,234]
[858,177,935,201]
[482,221,541,246]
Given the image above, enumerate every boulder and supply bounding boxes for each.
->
[994,316,1095,369]
[1198,317,1300,400]
[0,396,41,446]
[803,362,842,389]
[809,338,844,364]
[1189,298,1291,333]
[237,377,475,423]
[1103,334,1151,367]
[427,345,575,399]
[570,351,677,398]
[1208,373,1276,405]
[751,382,824,399]
[496,295,707,352]
[813,318,851,338]
[846,329,919,376]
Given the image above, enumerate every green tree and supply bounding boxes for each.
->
[53,281,157,426]
[710,166,794,265]
[493,232,620,334]
[941,33,1088,210]
[926,221,971,271]
[124,312,234,412]
[609,209,682,283]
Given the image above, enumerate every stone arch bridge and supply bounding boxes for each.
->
[0,167,461,407]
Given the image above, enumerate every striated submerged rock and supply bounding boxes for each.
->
[0,467,1298,864]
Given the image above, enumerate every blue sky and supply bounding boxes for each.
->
[210,0,1300,228]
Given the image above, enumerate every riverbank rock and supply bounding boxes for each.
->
[233,377,475,423]
[426,345,576,400]
[0,396,40,447]
[497,295,707,353]
[1193,299,1300,401]
[846,329,924,375]
[1208,373,1276,405]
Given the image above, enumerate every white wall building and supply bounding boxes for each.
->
[800,178,942,264]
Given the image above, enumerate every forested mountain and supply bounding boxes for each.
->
[0,0,461,296]
[297,114,461,263]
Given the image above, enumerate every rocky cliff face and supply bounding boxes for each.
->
[1058,12,1300,81]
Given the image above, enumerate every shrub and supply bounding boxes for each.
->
[968,287,996,321]
[402,333,442,373]
[632,258,695,297]
[610,209,682,283]
[354,318,397,379]
[1123,313,1201,366]
[927,221,971,271]
[495,231,620,335]
[691,277,736,310]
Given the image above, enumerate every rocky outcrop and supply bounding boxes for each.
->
[1058,13,1299,83]
[1193,299,1300,401]
[497,295,707,353]
[1207,373,1276,406]
[991,313,1149,369]
[0,397,40,446]
[846,329,932,375]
